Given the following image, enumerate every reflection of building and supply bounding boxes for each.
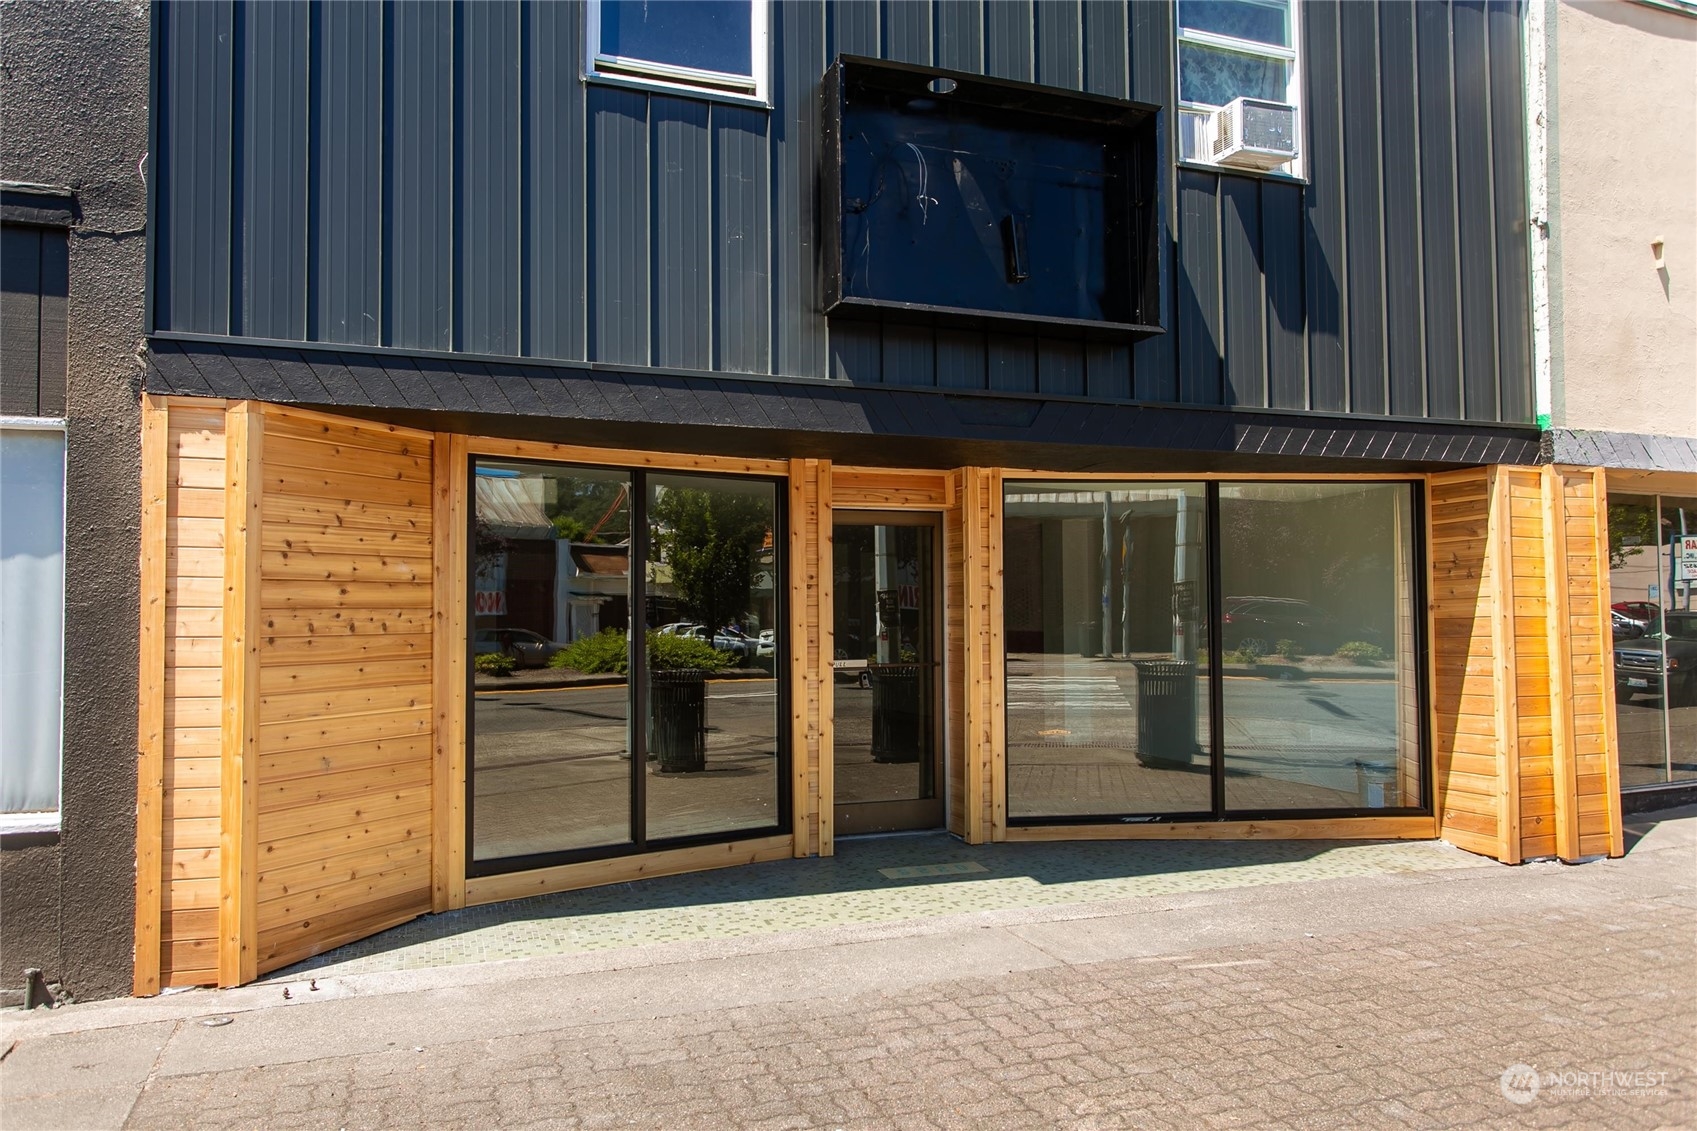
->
[8,0,1677,1000]
[1536,0,1697,804]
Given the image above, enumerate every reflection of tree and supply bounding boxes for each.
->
[549,479,629,544]
[473,518,509,580]
[651,487,770,634]
[1607,504,1657,571]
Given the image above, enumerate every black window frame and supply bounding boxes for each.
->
[1002,477,1432,827]
[465,456,790,878]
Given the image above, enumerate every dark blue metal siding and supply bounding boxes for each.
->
[153,0,1535,427]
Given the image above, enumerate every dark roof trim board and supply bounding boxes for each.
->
[145,337,1542,473]
[1,183,79,228]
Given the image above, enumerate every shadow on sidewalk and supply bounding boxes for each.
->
[1621,801,1697,854]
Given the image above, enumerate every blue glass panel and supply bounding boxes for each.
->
[1178,0,1289,47]
[601,0,752,76]
[1179,43,1288,107]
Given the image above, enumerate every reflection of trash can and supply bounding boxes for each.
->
[870,663,923,763]
[650,669,706,773]
[1355,760,1397,808]
[1132,660,1198,767]
[1078,622,1100,658]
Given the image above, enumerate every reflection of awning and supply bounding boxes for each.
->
[570,544,628,576]
[476,476,554,539]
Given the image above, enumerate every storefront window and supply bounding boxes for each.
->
[1610,494,1697,788]
[1003,483,1212,819]
[1218,483,1420,812]
[1003,479,1423,823]
[469,458,784,873]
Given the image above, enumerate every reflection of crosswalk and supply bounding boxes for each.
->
[1007,675,1132,711]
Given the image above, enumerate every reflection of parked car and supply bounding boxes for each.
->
[1221,597,1355,653]
[656,622,708,639]
[473,628,564,669]
[756,629,776,658]
[713,627,756,658]
[1612,601,1660,631]
[1612,609,1645,640]
[1615,611,1697,706]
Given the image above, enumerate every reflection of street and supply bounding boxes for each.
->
[832,682,929,804]
[472,680,779,861]
[1615,694,1697,788]
[1007,655,1407,817]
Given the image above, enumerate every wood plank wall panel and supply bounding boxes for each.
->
[958,468,1003,842]
[1428,467,1502,857]
[252,408,435,974]
[159,404,230,987]
[788,459,830,857]
[1559,468,1622,857]
[944,475,967,837]
[155,1,1535,423]
[1505,468,1553,859]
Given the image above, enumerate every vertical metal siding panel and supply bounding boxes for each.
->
[456,1,521,356]
[527,0,587,361]
[312,0,382,346]
[826,0,887,382]
[882,0,932,64]
[934,0,983,71]
[1379,0,1427,418]
[1085,343,1132,401]
[1452,0,1500,421]
[714,107,771,374]
[773,0,828,378]
[158,0,233,334]
[1262,181,1307,410]
[983,0,1034,82]
[829,325,882,382]
[987,335,1037,392]
[1303,0,1348,413]
[238,0,306,340]
[1340,0,1385,415]
[1416,0,1463,421]
[386,0,453,352]
[1220,176,1265,408]
[882,327,936,387]
[1081,1,1128,98]
[936,329,987,389]
[1036,340,1085,396]
[1036,0,1083,90]
[653,98,711,370]
[589,86,650,366]
[1488,0,1533,424]
[1176,171,1222,406]
[1128,0,1172,402]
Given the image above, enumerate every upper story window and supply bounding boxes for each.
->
[1176,0,1304,177]
[586,1,769,105]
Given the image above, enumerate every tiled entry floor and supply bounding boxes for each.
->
[265,833,1490,982]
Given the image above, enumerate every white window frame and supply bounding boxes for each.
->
[0,417,67,835]
[1175,0,1305,180]
[585,0,770,108]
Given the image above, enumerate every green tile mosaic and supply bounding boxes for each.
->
[266,834,1489,982]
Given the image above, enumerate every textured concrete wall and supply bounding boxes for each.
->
[1550,1,1697,440]
[0,0,150,1001]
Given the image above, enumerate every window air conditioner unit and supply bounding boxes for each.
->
[1210,96,1298,171]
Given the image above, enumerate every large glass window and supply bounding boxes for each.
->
[1218,483,1419,812]
[469,459,783,873]
[1004,483,1213,819]
[1003,479,1423,823]
[1610,493,1697,788]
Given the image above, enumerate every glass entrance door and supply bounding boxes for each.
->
[832,517,943,835]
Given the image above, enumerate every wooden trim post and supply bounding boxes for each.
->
[218,402,262,986]
[1487,468,1522,864]
[985,469,1007,842]
[1542,466,1579,860]
[787,460,811,856]
[1591,469,1625,857]
[434,433,469,910]
[817,462,834,858]
[133,395,170,996]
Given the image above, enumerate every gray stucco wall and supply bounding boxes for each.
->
[1,0,150,1002]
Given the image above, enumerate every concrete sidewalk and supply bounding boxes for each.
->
[3,811,1693,1130]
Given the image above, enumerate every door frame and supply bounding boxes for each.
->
[828,507,948,837]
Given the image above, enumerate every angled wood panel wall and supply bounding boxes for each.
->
[252,407,436,974]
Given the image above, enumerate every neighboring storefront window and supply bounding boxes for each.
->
[1003,479,1424,823]
[469,458,783,873]
[1609,493,1697,789]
